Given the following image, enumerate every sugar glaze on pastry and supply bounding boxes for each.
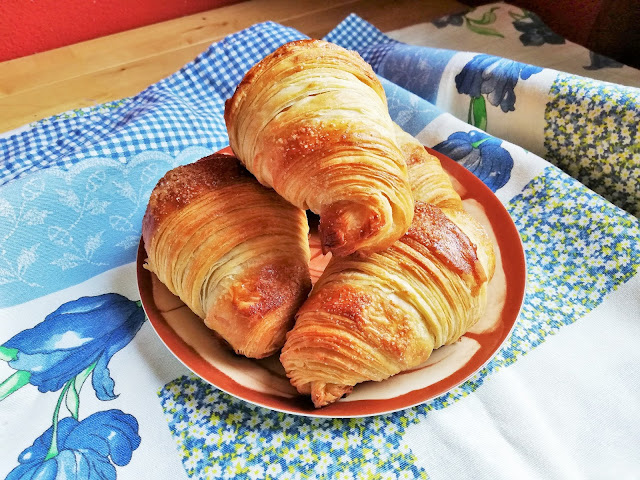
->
[225,39,414,257]
[142,154,312,359]
[280,128,495,407]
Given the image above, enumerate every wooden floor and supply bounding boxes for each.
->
[0,0,467,133]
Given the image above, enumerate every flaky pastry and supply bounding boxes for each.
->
[280,128,496,407]
[142,154,312,358]
[225,39,414,257]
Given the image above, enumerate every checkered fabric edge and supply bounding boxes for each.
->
[0,22,307,186]
[324,13,399,70]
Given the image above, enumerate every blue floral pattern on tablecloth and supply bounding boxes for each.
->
[505,167,639,353]
[456,54,543,110]
[160,380,428,480]
[432,130,514,191]
[158,166,640,479]
[544,73,640,216]
[3,294,145,398]
[6,410,140,480]
[511,10,565,46]
[1,294,145,480]
[454,54,542,130]
[0,147,210,308]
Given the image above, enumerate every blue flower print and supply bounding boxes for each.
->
[456,54,542,112]
[455,54,542,130]
[1,294,145,480]
[6,409,141,480]
[1,293,145,400]
[512,11,565,46]
[433,130,514,191]
[432,13,464,28]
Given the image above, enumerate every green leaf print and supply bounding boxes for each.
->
[469,96,488,130]
[0,345,18,361]
[0,370,31,401]
[468,6,500,25]
[465,19,505,38]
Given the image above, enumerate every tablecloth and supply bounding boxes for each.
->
[1,6,639,480]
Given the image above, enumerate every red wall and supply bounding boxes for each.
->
[0,0,241,62]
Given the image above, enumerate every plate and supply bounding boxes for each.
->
[137,147,526,417]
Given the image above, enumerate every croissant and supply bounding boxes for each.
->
[224,39,414,257]
[142,154,312,358]
[280,127,496,407]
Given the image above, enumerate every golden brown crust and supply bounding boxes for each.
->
[280,126,496,407]
[142,154,312,358]
[142,153,252,241]
[224,39,413,257]
[403,202,487,295]
[206,262,311,358]
[394,125,463,211]
[224,40,384,125]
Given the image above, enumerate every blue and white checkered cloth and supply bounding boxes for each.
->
[0,22,305,186]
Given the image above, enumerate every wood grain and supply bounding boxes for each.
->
[0,0,465,133]
[282,0,467,40]
[0,0,351,98]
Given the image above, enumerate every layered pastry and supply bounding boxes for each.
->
[142,153,312,358]
[225,39,414,257]
[280,127,495,407]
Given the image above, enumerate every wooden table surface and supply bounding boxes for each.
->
[0,0,467,134]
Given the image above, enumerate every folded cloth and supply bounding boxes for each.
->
[0,11,639,480]
[390,1,640,88]
[326,11,640,217]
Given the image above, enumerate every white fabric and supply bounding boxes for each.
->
[404,275,640,479]
[0,264,190,480]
